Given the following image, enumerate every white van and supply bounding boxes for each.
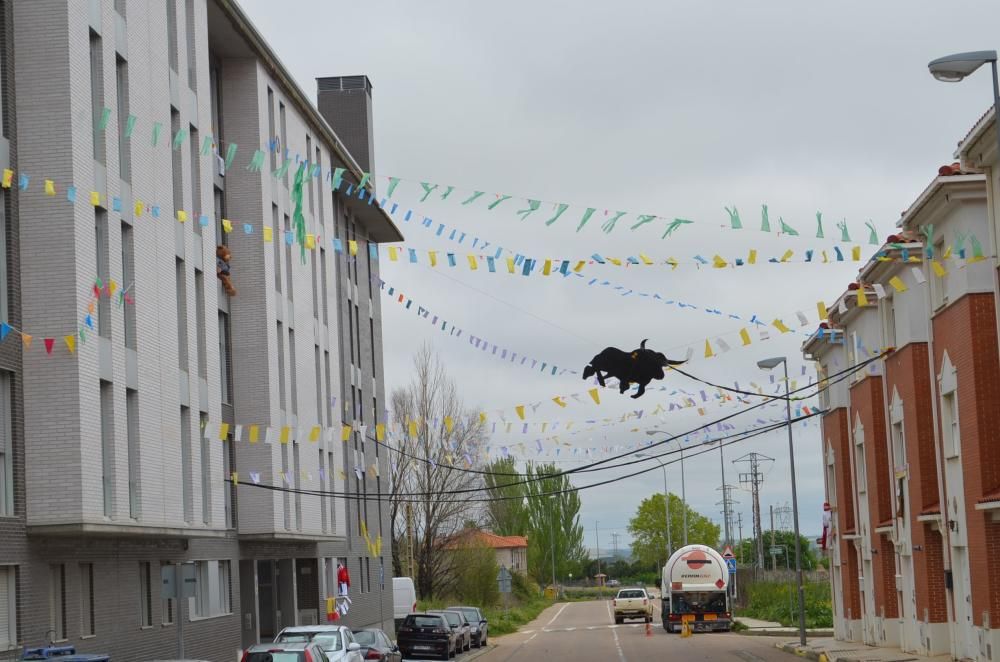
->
[393,577,417,631]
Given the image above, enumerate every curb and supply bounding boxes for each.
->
[740,630,835,638]
[776,641,823,660]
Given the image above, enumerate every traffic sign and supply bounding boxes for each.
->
[721,545,735,559]
[770,546,784,555]
[725,558,737,574]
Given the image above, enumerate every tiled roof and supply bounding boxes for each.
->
[919,502,941,516]
[443,529,528,550]
[977,488,1000,505]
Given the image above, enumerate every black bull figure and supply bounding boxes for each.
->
[582,339,686,399]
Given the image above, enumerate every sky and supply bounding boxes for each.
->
[238,0,1000,554]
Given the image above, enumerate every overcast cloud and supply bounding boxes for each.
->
[238,0,1000,554]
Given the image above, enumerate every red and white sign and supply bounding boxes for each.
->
[721,545,735,560]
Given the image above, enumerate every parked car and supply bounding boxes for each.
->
[612,587,653,624]
[446,606,488,647]
[396,613,457,660]
[351,628,403,662]
[241,640,331,662]
[393,577,417,632]
[607,578,621,587]
[428,610,471,653]
[274,624,363,661]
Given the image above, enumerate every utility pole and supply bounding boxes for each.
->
[719,441,731,546]
[549,501,557,590]
[735,452,774,572]
[736,513,744,563]
[595,521,603,596]
[770,505,776,571]
[716,484,739,548]
[610,533,621,561]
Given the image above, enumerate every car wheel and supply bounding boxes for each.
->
[614,617,623,625]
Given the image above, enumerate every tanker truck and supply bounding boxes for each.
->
[661,544,732,633]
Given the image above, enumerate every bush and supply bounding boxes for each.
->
[451,542,500,606]
[739,580,832,628]
[512,572,540,601]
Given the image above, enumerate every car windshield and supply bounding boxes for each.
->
[246,653,306,662]
[353,631,377,646]
[275,631,342,651]
[435,612,462,626]
[407,615,445,628]
[453,608,480,622]
[617,590,645,599]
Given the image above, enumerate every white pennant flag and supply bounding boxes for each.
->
[837,299,848,314]
[873,283,887,299]
[911,266,926,284]
[716,338,731,353]
[795,311,809,326]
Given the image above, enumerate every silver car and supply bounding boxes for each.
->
[428,610,471,653]
[446,606,488,647]
[274,624,364,662]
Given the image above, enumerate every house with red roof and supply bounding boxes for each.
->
[444,529,529,574]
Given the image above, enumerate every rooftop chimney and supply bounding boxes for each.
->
[317,75,375,174]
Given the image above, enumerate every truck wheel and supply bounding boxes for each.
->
[615,617,623,625]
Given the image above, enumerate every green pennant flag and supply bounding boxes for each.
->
[970,234,985,259]
[95,107,111,132]
[151,122,163,147]
[760,204,771,232]
[246,149,265,172]
[815,212,824,239]
[201,135,214,156]
[837,219,851,242]
[272,158,291,179]
[630,214,657,231]
[779,217,799,236]
[487,194,512,210]
[601,211,626,233]
[662,218,693,238]
[292,164,307,263]
[386,177,400,198]
[358,172,371,189]
[576,208,596,233]
[224,143,238,171]
[725,206,742,229]
[124,114,137,140]
[516,199,541,220]
[172,127,188,150]
[332,168,345,190]
[922,224,935,257]
[865,220,879,245]
[440,185,455,200]
[545,203,569,226]
[461,191,485,205]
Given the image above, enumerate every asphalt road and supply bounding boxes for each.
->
[476,599,795,662]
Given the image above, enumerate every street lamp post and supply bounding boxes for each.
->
[757,356,806,647]
[644,431,689,544]
[637,452,672,557]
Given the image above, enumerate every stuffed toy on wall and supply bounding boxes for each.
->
[216,245,236,297]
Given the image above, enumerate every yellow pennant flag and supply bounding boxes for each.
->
[573,260,586,272]
[342,424,352,441]
[248,425,259,444]
[748,250,757,265]
[348,240,358,256]
[666,257,678,270]
[889,276,907,293]
[375,423,385,441]
[712,255,727,268]
[222,219,233,233]
[439,417,452,433]
[231,471,238,486]
[543,259,552,275]
[64,335,76,354]
[607,257,621,266]
[739,328,751,346]
[780,249,793,263]
[856,287,868,307]
[177,209,187,222]
[361,520,369,539]
[263,226,273,242]
[704,339,714,358]
[90,191,101,206]
[408,420,417,437]
[21,334,32,350]
[506,257,516,273]
[931,260,947,278]
[773,319,791,333]
[219,422,230,440]
[552,396,567,407]
[852,246,861,261]
[305,234,316,250]
[388,246,399,261]
[515,406,525,420]
[817,301,828,321]
[279,426,291,444]
[822,250,829,263]
[44,180,56,196]
[943,246,952,259]
[588,388,600,404]
[134,201,144,217]
[309,425,321,442]
[639,253,653,265]
[428,251,438,267]
[479,412,488,424]
[108,280,118,296]
[467,255,478,270]
[0,169,12,188]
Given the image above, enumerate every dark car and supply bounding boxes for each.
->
[428,610,471,653]
[396,613,457,660]
[446,606,488,647]
[241,640,330,662]
[352,628,402,662]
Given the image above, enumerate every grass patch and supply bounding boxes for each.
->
[416,595,553,637]
[561,587,612,602]
[738,581,832,629]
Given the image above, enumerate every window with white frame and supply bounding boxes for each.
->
[854,424,867,492]
[49,564,66,641]
[0,566,15,651]
[942,390,960,459]
[161,561,175,625]
[0,372,11,517]
[139,561,152,627]
[891,420,906,518]
[80,563,94,636]
[0,191,8,325]
[191,560,232,618]
[217,561,231,615]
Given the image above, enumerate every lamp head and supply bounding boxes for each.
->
[928,50,997,82]
[757,356,786,370]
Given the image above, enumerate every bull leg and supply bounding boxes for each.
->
[631,381,648,399]
[596,371,607,387]
[619,380,630,394]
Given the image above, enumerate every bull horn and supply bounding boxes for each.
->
[640,339,648,349]
[662,356,686,366]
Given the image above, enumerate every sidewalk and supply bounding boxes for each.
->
[775,637,953,662]
[736,616,834,638]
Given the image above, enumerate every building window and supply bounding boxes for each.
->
[218,311,232,405]
[200,412,211,525]
[288,328,298,415]
[114,0,126,18]
[279,102,288,188]
[99,381,114,517]
[89,30,105,163]
[0,192,8,324]
[357,558,364,593]
[95,210,111,338]
[176,258,188,369]
[855,439,867,492]
[223,431,233,529]
[0,373,11,517]
[283,214,293,300]
[180,407,192,523]
[126,388,140,519]
[184,0,196,88]
[293,442,302,530]
[323,351,333,426]
[272,204,281,292]
[166,0,179,72]
[320,248,329,326]
[139,561,152,627]
[121,222,136,349]
[0,566,16,650]
[218,560,231,615]
[209,62,222,148]
[315,147,324,225]
[170,109,183,221]
[49,564,66,641]
[306,135,314,214]
[365,557,371,594]
[319,449,328,533]
[276,322,286,411]
[116,56,131,181]
[311,251,319,319]
[881,293,896,348]
[191,561,232,619]
[942,390,960,459]
[194,270,207,379]
[281,440,291,530]
[189,126,202,236]
[214,187,226,246]
[267,88,276,172]
[161,562,175,625]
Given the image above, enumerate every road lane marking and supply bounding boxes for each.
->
[606,599,627,662]
[524,633,538,644]
[546,602,570,626]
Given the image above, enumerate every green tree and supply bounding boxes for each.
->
[627,493,720,568]
[484,457,530,536]
[524,463,588,586]
[736,530,818,570]
[451,539,500,606]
